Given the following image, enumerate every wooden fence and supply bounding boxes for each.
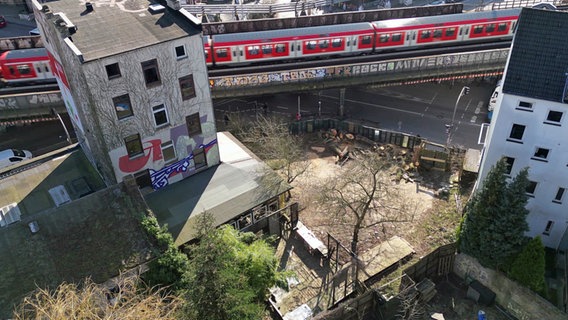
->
[403,242,457,284]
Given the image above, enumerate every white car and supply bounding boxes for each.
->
[0,149,33,169]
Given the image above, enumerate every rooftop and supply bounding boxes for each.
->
[37,0,202,62]
[503,8,568,103]
[145,131,292,246]
[0,148,157,318]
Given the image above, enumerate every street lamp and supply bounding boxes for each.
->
[446,86,470,147]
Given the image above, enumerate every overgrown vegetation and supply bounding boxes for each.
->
[508,236,546,296]
[458,159,530,271]
[180,213,289,320]
[12,276,181,320]
[141,215,189,291]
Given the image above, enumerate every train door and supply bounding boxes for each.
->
[33,61,54,80]
[233,45,244,64]
[290,40,302,58]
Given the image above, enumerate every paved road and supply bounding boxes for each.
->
[0,4,37,38]
[214,79,498,149]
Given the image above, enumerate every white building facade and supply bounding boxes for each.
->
[31,0,219,190]
[478,8,568,249]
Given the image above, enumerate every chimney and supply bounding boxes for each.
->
[85,2,94,12]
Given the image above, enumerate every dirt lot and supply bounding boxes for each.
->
[275,132,515,320]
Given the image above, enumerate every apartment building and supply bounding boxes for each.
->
[30,0,219,189]
[478,8,568,248]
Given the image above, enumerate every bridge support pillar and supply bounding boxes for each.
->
[339,87,345,118]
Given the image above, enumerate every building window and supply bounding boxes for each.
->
[545,110,563,125]
[161,141,176,164]
[113,94,133,120]
[503,156,514,175]
[125,134,144,158]
[141,59,161,86]
[0,203,22,227]
[134,169,152,188]
[105,63,121,79]
[507,124,525,142]
[553,187,565,204]
[526,181,537,197]
[186,113,202,136]
[193,147,207,169]
[152,104,169,127]
[175,45,187,59]
[543,221,554,236]
[532,147,550,162]
[179,75,196,100]
[517,101,533,110]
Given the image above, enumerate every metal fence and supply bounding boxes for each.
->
[289,118,423,150]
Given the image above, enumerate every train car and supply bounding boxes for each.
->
[210,22,375,66]
[0,48,56,86]
[203,35,213,67]
[371,8,520,51]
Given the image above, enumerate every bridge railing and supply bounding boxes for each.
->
[181,0,328,15]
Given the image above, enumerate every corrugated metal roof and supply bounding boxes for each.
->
[503,8,568,103]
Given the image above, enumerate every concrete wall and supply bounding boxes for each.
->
[453,253,566,320]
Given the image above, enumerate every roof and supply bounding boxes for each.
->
[39,0,202,62]
[502,8,568,102]
[145,131,292,246]
[3,48,48,60]
[0,147,157,318]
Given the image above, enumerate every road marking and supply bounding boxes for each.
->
[470,115,477,123]
[276,105,288,110]
[429,92,438,104]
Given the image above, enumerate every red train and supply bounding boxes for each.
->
[1,9,519,86]
[204,8,520,66]
[0,48,56,86]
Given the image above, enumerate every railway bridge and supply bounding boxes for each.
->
[0,47,509,125]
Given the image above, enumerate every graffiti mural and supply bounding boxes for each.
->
[118,139,163,173]
[150,139,217,189]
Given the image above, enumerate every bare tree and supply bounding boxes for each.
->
[319,150,416,257]
[230,113,311,185]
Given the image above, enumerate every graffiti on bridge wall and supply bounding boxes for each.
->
[210,49,510,89]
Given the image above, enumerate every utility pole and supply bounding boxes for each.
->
[446,86,470,147]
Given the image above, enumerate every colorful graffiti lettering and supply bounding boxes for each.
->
[118,139,163,173]
[150,139,217,190]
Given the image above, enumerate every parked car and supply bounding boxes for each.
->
[0,16,7,28]
[0,149,33,169]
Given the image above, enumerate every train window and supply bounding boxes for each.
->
[216,49,228,58]
[275,44,285,53]
[486,24,495,33]
[105,63,121,80]
[379,34,389,43]
[17,65,31,75]
[44,65,50,73]
[248,46,260,55]
[262,45,272,54]
[332,39,342,48]
[420,31,431,39]
[473,26,484,34]
[433,29,442,38]
[498,23,507,32]
[204,50,209,59]
[392,33,402,42]
[36,66,42,74]
[8,67,15,75]
[361,36,371,45]
[319,40,329,49]
[445,28,455,37]
[306,41,317,50]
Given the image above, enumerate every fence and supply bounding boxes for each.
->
[289,118,423,150]
[403,242,457,284]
